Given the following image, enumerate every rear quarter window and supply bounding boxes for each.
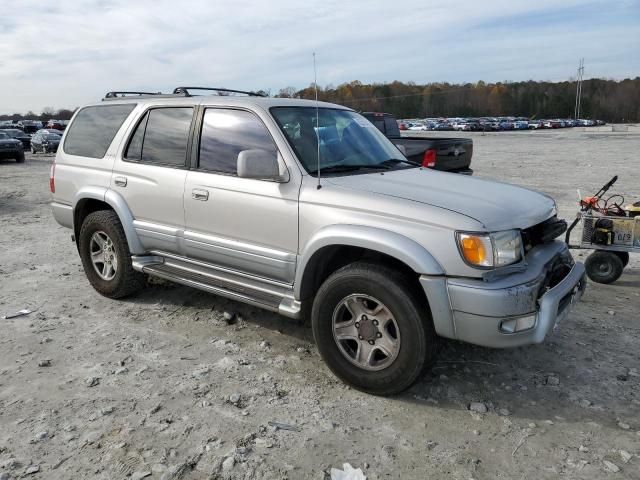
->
[64,104,136,158]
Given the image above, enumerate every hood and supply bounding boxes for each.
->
[326,168,556,231]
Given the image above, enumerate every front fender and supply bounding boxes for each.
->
[73,187,144,254]
[294,224,444,299]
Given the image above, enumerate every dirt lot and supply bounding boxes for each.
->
[1,128,639,480]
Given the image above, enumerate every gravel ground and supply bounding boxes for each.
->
[1,127,639,480]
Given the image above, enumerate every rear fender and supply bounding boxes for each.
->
[73,187,144,254]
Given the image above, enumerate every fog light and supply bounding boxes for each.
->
[500,314,537,333]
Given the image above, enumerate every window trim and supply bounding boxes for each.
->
[63,103,137,159]
[194,106,281,177]
[121,105,195,169]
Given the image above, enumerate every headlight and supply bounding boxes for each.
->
[456,230,523,268]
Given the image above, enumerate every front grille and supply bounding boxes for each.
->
[522,216,568,252]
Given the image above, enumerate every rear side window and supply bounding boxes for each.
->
[64,104,135,158]
[367,117,385,133]
[384,116,401,137]
[198,108,277,175]
[125,107,193,166]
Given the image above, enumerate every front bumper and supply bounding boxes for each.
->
[0,149,22,159]
[421,241,587,348]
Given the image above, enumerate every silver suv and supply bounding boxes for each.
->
[51,87,586,395]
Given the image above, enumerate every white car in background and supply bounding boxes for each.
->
[452,121,470,131]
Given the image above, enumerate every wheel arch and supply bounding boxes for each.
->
[73,187,144,254]
[295,225,444,302]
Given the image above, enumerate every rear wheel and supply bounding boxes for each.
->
[30,145,36,154]
[78,210,145,298]
[312,262,437,395]
[585,251,624,284]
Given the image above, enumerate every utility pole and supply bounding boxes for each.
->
[574,58,584,119]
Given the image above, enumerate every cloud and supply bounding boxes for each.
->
[0,0,638,113]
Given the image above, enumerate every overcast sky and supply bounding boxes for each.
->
[1,0,638,114]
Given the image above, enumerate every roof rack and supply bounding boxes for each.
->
[104,91,163,99]
[172,87,266,97]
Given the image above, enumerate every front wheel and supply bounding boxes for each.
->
[15,152,25,163]
[312,262,437,395]
[585,251,624,284]
[78,210,145,298]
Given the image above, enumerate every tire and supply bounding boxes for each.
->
[30,145,36,154]
[78,210,145,298]
[612,251,630,268]
[15,152,25,163]
[585,251,624,284]
[311,262,437,396]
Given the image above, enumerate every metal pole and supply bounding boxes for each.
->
[574,59,580,119]
[577,58,584,120]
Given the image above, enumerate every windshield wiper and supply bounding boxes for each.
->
[380,158,422,167]
[309,164,390,175]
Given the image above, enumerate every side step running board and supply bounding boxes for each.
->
[132,255,301,319]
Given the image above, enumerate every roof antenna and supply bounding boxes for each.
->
[313,52,321,190]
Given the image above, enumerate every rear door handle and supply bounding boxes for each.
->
[192,189,209,201]
[114,176,127,187]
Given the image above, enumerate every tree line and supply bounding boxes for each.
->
[3,78,638,123]
[279,78,640,122]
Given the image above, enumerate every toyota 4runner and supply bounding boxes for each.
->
[50,87,587,395]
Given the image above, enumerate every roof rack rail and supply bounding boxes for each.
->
[104,91,163,99]
[172,87,266,97]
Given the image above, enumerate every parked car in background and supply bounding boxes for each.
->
[362,112,473,174]
[1,128,32,148]
[18,120,41,134]
[0,131,25,163]
[452,121,470,131]
[35,128,65,136]
[46,120,66,131]
[31,131,61,153]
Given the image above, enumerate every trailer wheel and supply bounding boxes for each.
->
[612,251,630,268]
[585,251,624,284]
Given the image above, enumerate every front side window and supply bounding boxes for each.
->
[271,107,411,175]
[198,108,277,175]
[125,107,193,166]
[64,104,136,158]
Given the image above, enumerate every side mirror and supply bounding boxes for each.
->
[237,149,288,182]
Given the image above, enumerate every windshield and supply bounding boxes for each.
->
[0,132,8,139]
[271,107,410,175]
[4,130,22,137]
[44,134,61,140]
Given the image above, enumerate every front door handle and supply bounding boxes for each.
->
[114,176,127,187]
[192,189,209,201]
